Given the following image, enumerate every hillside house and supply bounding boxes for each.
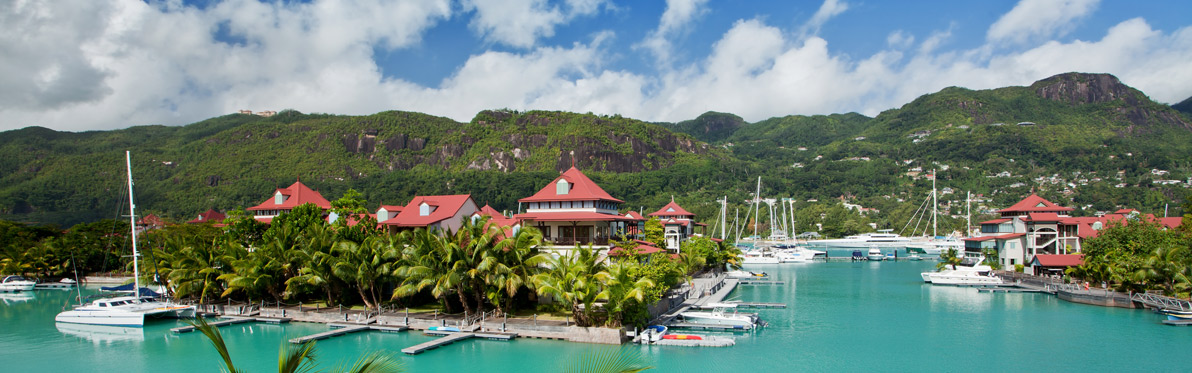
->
[186,209,226,224]
[380,195,478,234]
[647,199,704,252]
[246,180,331,223]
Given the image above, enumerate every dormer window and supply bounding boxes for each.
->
[275,191,286,205]
[420,202,433,216]
[666,207,675,212]
[378,209,388,222]
[556,179,570,195]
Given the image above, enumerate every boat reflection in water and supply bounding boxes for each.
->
[925,285,991,313]
[56,322,146,344]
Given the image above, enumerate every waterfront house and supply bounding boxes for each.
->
[380,194,478,234]
[246,180,331,223]
[647,199,704,252]
[513,166,632,250]
[967,194,1182,274]
[186,209,226,224]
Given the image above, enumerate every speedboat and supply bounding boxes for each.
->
[639,325,668,343]
[741,250,780,264]
[1159,309,1192,321]
[867,248,885,261]
[726,270,767,278]
[1,275,36,292]
[806,230,912,249]
[680,303,758,328]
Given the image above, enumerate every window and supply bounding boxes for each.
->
[419,203,431,216]
[556,179,570,195]
[275,191,286,205]
[378,209,388,222]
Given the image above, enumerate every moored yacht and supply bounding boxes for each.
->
[1,275,36,293]
[680,303,759,328]
[866,247,885,261]
[921,257,1003,286]
[54,151,195,327]
[807,230,912,249]
[741,250,780,264]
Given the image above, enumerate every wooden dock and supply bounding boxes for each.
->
[402,333,475,355]
[172,317,253,333]
[288,325,370,344]
[978,288,1049,294]
[726,302,786,308]
[35,283,76,290]
[738,280,785,285]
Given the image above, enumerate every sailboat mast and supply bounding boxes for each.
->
[753,177,761,237]
[966,191,972,237]
[932,169,937,238]
[126,151,140,302]
[720,196,727,240]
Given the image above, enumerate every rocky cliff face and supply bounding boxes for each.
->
[1033,72,1192,132]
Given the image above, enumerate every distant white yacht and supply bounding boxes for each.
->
[808,230,912,249]
[921,257,1004,286]
[1,275,36,293]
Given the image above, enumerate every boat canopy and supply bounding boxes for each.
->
[100,283,161,297]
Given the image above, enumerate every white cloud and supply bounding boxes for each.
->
[637,0,709,65]
[462,0,609,48]
[988,0,1099,45]
[3,0,1192,133]
[801,0,848,36]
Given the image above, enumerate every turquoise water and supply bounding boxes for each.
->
[4,261,1190,372]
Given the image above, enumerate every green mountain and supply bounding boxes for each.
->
[1174,96,1192,116]
[2,72,1190,228]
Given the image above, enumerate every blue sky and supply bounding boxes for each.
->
[3,0,1192,131]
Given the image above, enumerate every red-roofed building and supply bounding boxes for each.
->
[648,199,703,252]
[622,211,646,237]
[607,240,665,257]
[473,204,517,228]
[375,204,405,224]
[187,209,226,224]
[246,180,332,222]
[1030,254,1084,275]
[136,214,167,232]
[381,194,478,233]
[514,167,632,248]
[971,194,1183,274]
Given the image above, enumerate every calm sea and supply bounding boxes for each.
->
[3,260,1189,372]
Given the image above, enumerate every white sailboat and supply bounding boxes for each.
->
[55,151,195,327]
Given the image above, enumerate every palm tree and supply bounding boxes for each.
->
[533,247,605,326]
[937,248,962,271]
[596,261,655,327]
[287,224,343,305]
[190,317,401,373]
[333,234,399,310]
[488,225,549,314]
[160,235,234,302]
[393,228,463,312]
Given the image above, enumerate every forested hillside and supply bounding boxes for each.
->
[2,72,1191,233]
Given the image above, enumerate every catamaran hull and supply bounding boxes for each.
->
[55,306,195,327]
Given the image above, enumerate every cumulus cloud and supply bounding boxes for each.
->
[3,0,1192,133]
[462,0,609,48]
[988,0,1099,45]
[636,0,709,65]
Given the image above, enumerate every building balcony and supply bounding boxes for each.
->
[546,237,610,247]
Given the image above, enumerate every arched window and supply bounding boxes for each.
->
[556,179,570,195]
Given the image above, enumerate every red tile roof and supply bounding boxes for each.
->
[379,205,405,213]
[623,211,646,221]
[518,167,624,203]
[1114,208,1139,214]
[475,204,517,227]
[187,209,226,224]
[1033,254,1084,267]
[980,218,1011,225]
[383,194,475,227]
[1026,212,1061,222]
[514,211,632,222]
[247,180,331,211]
[608,240,664,256]
[137,214,166,227]
[998,194,1073,214]
[648,200,695,217]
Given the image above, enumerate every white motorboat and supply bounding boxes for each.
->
[55,151,195,327]
[866,248,885,261]
[807,230,913,249]
[726,270,767,278]
[1,275,36,293]
[639,325,668,344]
[741,250,780,264]
[921,257,1003,286]
[680,303,758,328]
